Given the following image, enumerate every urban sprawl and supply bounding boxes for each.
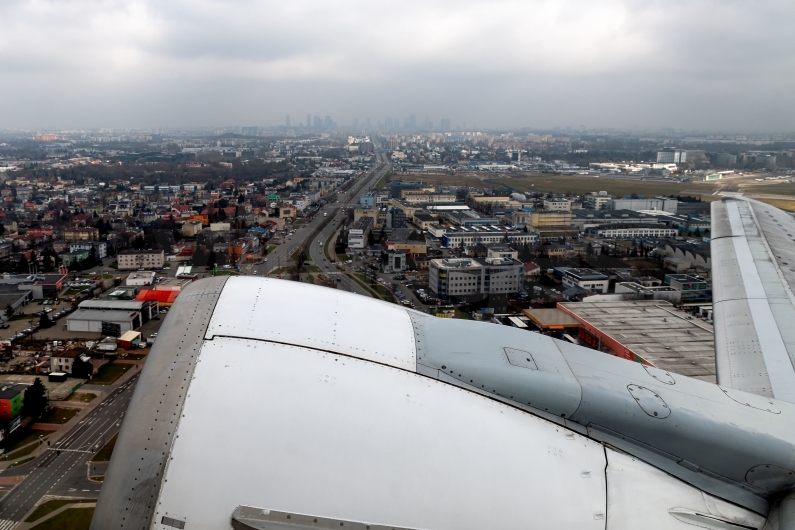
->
[0,125,793,484]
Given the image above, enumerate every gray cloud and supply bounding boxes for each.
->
[1,0,793,130]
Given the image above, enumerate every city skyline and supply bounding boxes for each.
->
[1,1,794,131]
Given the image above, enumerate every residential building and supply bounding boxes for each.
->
[50,351,94,375]
[182,220,204,237]
[276,204,296,219]
[210,222,231,232]
[117,249,165,270]
[63,227,99,242]
[429,257,524,297]
[562,269,610,293]
[69,241,108,259]
[0,384,26,420]
[59,249,89,266]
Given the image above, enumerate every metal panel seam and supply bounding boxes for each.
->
[90,276,229,530]
[208,334,419,373]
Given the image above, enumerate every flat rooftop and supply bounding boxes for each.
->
[443,226,525,234]
[522,308,580,330]
[67,309,140,322]
[558,300,715,382]
[79,300,146,310]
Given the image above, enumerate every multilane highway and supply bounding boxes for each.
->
[305,151,391,296]
[0,375,138,529]
[0,150,391,530]
[254,149,391,286]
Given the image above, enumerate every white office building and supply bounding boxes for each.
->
[429,257,524,297]
[562,269,610,293]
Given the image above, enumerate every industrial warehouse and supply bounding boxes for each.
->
[557,299,715,381]
[65,299,158,334]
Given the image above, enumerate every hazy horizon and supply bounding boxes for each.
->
[2,0,794,132]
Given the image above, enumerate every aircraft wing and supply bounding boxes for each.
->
[711,197,795,403]
[92,276,795,530]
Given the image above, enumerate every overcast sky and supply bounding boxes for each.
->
[1,0,793,131]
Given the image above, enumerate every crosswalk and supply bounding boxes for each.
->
[0,495,89,530]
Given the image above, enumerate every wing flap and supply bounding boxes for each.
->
[711,198,795,403]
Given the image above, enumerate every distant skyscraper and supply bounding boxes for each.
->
[441,118,451,132]
[307,114,312,129]
[241,126,258,136]
[285,115,291,128]
[314,115,322,128]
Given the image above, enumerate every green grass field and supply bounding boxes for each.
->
[373,172,391,190]
[39,407,80,425]
[739,182,795,196]
[753,198,795,211]
[91,433,117,462]
[391,172,723,199]
[26,499,96,523]
[29,506,94,530]
[8,457,34,468]
[88,363,131,385]
[7,429,50,450]
[7,442,41,460]
[487,174,718,198]
[66,392,96,403]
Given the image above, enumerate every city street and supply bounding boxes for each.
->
[304,151,392,296]
[256,150,391,282]
[0,374,138,529]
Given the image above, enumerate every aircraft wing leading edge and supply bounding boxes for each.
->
[92,274,795,530]
[711,197,795,403]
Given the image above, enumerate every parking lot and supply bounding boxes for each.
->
[0,301,77,345]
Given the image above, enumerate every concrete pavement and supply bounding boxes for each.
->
[0,372,139,529]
